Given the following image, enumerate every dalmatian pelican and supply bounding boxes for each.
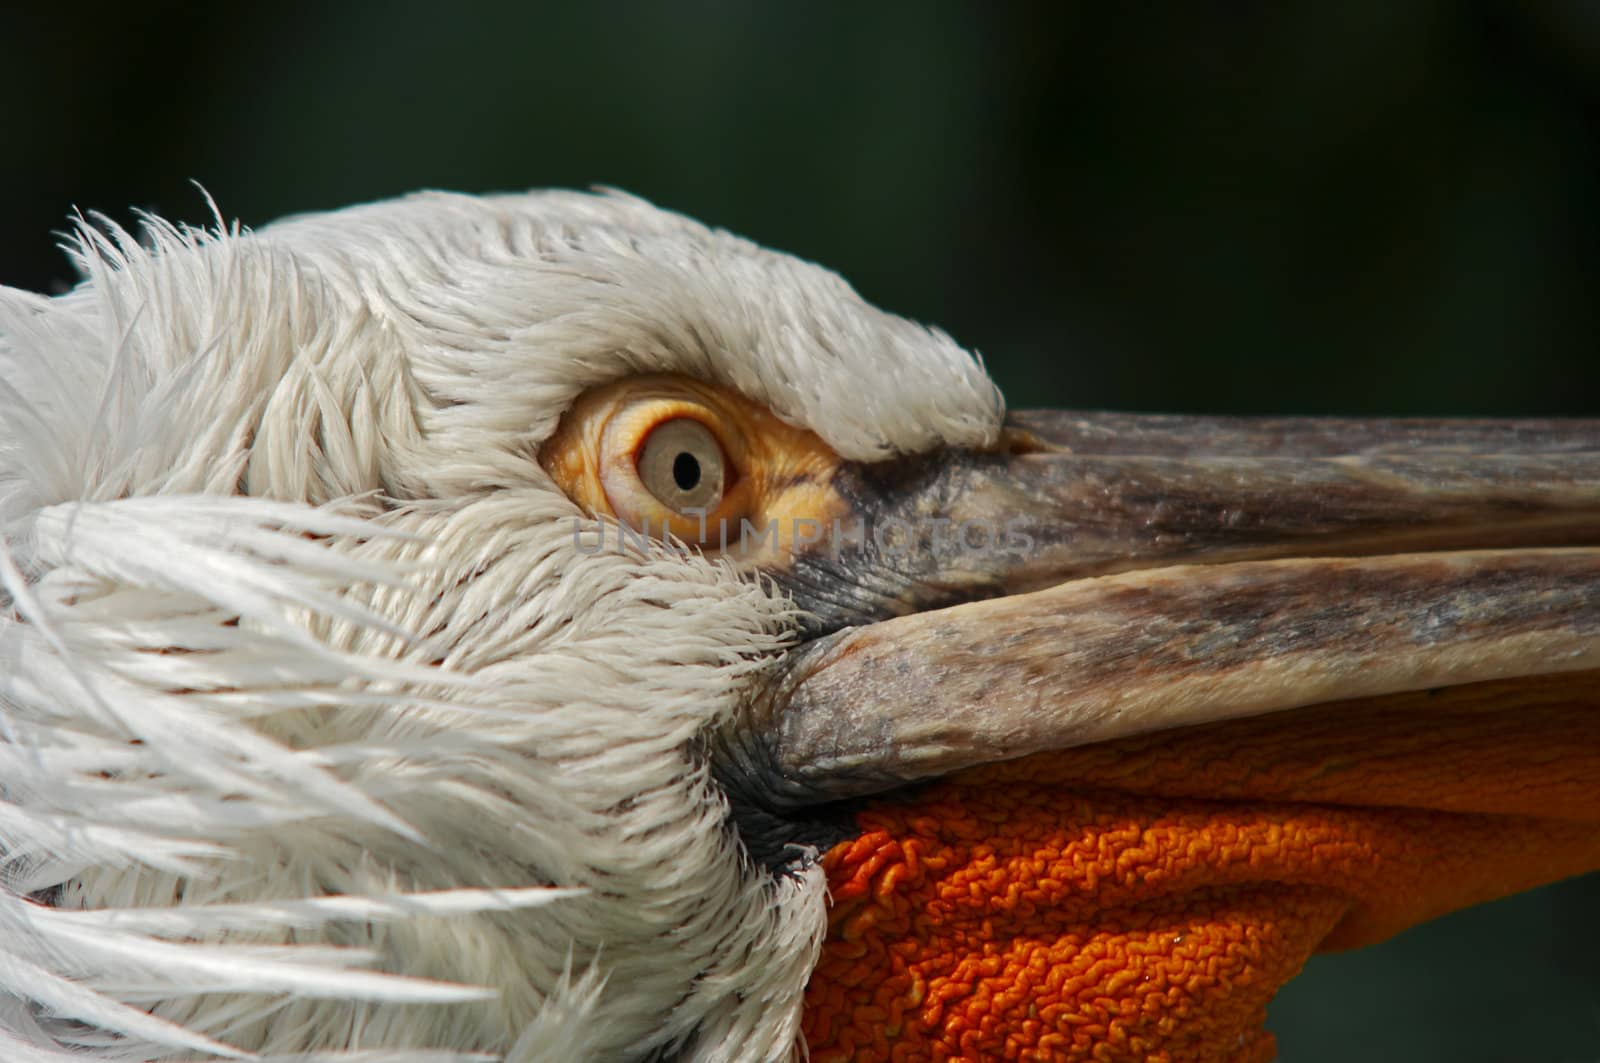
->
[0,190,1596,1062]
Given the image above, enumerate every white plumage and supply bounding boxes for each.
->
[0,191,1002,1061]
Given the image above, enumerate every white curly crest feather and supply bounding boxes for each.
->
[0,190,1003,1061]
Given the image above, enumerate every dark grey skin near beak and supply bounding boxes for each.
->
[725,411,1600,809]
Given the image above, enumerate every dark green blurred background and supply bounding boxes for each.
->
[5,3,1598,1058]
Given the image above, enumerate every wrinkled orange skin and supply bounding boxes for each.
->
[801,675,1600,1062]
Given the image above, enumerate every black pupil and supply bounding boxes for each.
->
[672,451,701,491]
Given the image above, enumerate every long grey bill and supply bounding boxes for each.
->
[746,412,1600,806]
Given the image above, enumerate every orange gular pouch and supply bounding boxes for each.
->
[800,672,1600,1062]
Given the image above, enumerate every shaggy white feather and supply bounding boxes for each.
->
[0,190,1005,1061]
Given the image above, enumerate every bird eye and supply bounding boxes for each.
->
[539,374,848,559]
[635,418,727,515]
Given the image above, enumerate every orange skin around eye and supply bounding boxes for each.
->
[538,374,849,560]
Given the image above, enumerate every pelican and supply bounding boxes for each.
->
[0,190,1595,1062]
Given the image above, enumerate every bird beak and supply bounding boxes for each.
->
[727,410,1600,1059]
[743,410,1600,803]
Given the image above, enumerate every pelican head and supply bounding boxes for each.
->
[0,190,1595,1062]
